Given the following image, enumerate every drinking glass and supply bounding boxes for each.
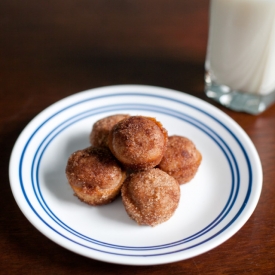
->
[205,0,275,114]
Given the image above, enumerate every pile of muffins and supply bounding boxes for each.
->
[66,114,202,226]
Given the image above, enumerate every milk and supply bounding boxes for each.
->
[205,0,275,95]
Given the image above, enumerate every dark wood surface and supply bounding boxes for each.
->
[1,1,275,274]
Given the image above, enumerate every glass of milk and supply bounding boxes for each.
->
[205,0,275,114]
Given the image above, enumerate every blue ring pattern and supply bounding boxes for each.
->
[34,104,237,249]
[19,92,252,257]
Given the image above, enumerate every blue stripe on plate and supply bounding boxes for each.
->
[34,103,237,249]
[19,92,251,257]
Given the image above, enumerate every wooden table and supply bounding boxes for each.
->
[1,1,274,274]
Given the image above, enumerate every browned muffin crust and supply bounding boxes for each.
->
[90,114,130,147]
[66,146,126,205]
[121,168,180,226]
[158,135,202,184]
[108,116,168,171]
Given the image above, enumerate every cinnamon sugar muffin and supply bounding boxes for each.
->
[108,116,168,171]
[158,135,202,184]
[121,168,180,226]
[90,114,130,147]
[66,146,126,205]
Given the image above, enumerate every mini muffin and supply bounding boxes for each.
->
[158,135,202,184]
[108,116,168,171]
[121,168,180,226]
[66,146,126,205]
[90,114,130,147]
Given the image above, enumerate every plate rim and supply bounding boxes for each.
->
[9,84,263,265]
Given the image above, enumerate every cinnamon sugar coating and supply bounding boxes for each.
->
[66,146,126,205]
[108,116,168,171]
[121,168,180,226]
[90,114,130,147]
[158,135,202,184]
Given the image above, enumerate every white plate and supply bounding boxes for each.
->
[9,85,262,265]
